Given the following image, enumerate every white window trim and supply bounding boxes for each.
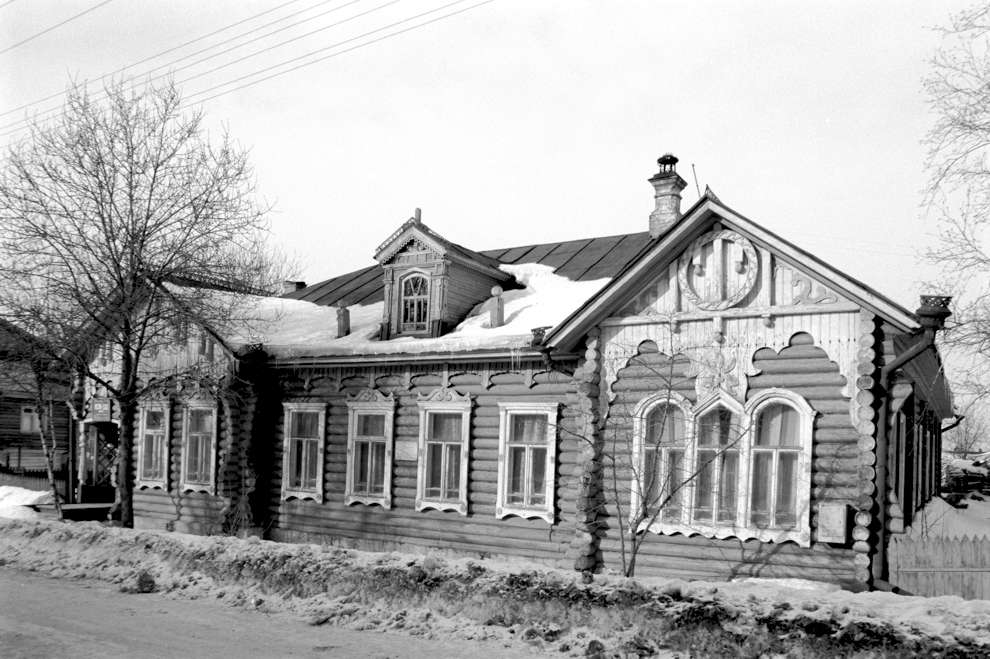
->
[629,391,693,532]
[136,402,170,490]
[180,402,218,494]
[345,390,395,509]
[496,401,559,524]
[631,387,815,547]
[281,402,327,503]
[19,405,40,434]
[416,388,472,515]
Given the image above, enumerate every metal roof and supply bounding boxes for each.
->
[284,231,654,307]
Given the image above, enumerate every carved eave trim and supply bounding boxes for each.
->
[601,301,861,327]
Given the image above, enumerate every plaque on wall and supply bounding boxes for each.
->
[394,438,418,462]
[816,502,849,544]
[90,397,113,423]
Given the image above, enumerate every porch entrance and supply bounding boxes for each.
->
[80,422,117,503]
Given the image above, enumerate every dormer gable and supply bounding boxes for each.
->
[374,210,514,339]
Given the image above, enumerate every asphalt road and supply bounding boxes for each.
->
[0,567,539,658]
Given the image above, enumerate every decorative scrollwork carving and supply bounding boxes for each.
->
[678,230,759,311]
[416,387,472,403]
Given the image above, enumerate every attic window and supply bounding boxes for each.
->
[400,274,429,333]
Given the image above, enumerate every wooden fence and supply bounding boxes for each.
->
[0,467,68,501]
[889,534,990,599]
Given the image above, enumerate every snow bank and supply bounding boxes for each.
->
[1,518,988,656]
[0,486,51,520]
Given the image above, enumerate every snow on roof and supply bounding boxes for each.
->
[261,263,611,359]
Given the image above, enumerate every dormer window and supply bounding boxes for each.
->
[400,274,430,333]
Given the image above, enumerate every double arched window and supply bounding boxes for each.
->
[631,388,814,546]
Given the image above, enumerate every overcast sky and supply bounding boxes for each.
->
[0,0,972,309]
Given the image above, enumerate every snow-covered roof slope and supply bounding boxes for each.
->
[263,263,610,359]
[187,264,609,359]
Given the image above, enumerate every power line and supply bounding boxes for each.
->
[188,0,488,105]
[0,0,312,119]
[0,0,396,136]
[0,1,492,141]
[0,0,115,56]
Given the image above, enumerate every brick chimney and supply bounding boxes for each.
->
[648,153,688,238]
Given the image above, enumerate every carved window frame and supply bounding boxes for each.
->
[631,388,814,546]
[180,401,218,494]
[281,402,327,503]
[495,401,559,524]
[344,390,395,509]
[416,388,472,515]
[136,401,170,490]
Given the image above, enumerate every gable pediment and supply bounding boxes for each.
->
[618,225,851,318]
[375,220,447,266]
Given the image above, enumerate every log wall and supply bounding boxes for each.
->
[265,360,582,568]
[598,332,861,587]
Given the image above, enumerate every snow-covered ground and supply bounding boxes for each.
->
[0,485,51,520]
[907,492,990,539]
[2,494,990,656]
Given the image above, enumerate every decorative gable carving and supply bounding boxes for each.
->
[416,387,473,404]
[618,227,850,318]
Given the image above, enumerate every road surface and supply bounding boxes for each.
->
[0,567,542,658]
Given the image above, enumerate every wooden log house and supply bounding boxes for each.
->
[76,155,954,591]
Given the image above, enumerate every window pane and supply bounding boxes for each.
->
[289,438,302,488]
[444,444,461,498]
[530,447,546,504]
[292,411,320,439]
[426,442,443,496]
[142,433,162,479]
[354,441,369,491]
[507,446,525,503]
[430,413,461,442]
[369,441,385,494]
[358,414,385,437]
[663,449,684,521]
[145,409,163,430]
[694,449,715,521]
[698,408,736,447]
[775,452,798,528]
[186,436,202,482]
[189,409,212,434]
[643,447,660,507]
[750,452,773,527]
[304,438,318,489]
[646,405,685,446]
[511,414,546,444]
[757,405,800,447]
[718,452,738,524]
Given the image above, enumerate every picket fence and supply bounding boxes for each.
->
[889,534,990,600]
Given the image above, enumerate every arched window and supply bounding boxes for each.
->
[400,274,429,333]
[643,403,688,522]
[693,406,740,525]
[751,403,802,529]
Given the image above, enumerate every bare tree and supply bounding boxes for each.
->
[925,4,990,409]
[945,411,987,458]
[0,79,286,527]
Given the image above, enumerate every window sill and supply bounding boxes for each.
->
[639,520,811,547]
[282,489,323,503]
[416,499,467,515]
[346,493,391,509]
[496,504,553,524]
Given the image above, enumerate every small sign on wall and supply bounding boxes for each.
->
[394,438,418,462]
[817,502,850,543]
[90,397,112,423]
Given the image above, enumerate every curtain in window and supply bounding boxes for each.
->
[507,414,548,506]
[751,404,800,528]
[694,408,738,524]
[425,413,462,500]
[289,411,320,491]
[642,404,686,521]
[141,409,165,481]
[185,409,214,485]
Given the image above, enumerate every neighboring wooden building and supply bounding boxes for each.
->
[77,155,954,591]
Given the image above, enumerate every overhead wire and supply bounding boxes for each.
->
[187,0,489,105]
[0,0,370,131]
[0,0,495,141]
[0,0,115,56]
[0,0,313,119]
